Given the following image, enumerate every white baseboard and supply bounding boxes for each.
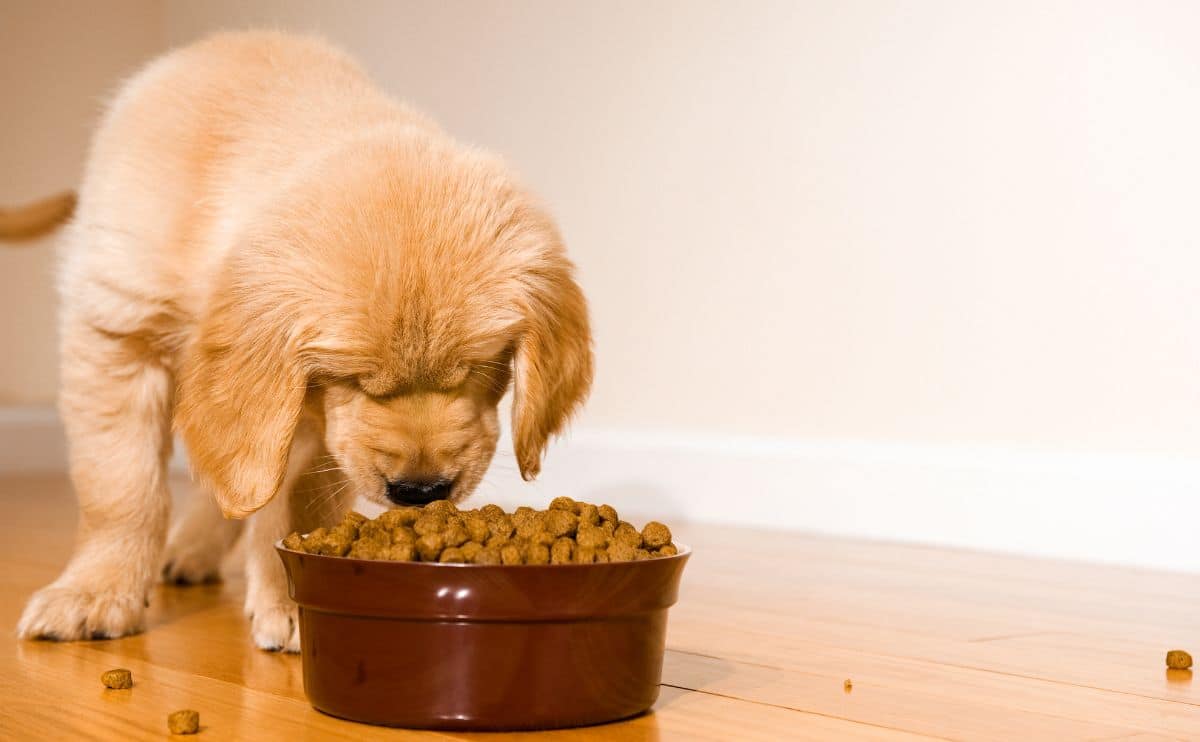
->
[4,406,1198,573]
[492,429,1200,573]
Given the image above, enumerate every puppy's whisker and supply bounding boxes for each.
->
[296,474,351,497]
[306,464,344,475]
[303,476,351,494]
[306,480,352,515]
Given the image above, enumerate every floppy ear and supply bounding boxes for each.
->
[175,260,311,519]
[512,259,594,480]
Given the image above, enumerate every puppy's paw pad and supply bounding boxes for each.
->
[18,584,145,642]
[249,603,300,653]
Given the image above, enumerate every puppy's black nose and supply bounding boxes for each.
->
[386,478,453,506]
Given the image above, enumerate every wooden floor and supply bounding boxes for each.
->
[0,473,1197,741]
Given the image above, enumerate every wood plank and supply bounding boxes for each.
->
[0,472,1196,741]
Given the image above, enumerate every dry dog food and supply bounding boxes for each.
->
[1166,649,1193,670]
[167,709,200,735]
[101,668,132,689]
[284,497,678,565]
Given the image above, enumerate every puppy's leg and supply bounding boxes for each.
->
[242,432,342,652]
[243,487,301,652]
[162,483,244,585]
[18,326,173,641]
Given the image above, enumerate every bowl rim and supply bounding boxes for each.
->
[274,539,691,568]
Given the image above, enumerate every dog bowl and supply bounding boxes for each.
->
[275,543,690,730]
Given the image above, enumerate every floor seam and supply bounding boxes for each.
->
[659,683,952,740]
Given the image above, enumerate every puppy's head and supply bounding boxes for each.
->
[176,133,592,517]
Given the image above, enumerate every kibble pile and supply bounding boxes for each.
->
[282,497,677,565]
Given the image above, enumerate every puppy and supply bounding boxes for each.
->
[17,31,592,651]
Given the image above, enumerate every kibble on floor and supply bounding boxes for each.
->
[1166,650,1193,670]
[167,709,200,735]
[100,668,132,689]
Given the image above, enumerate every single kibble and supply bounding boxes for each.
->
[386,542,416,561]
[544,509,578,538]
[480,504,506,521]
[357,520,389,541]
[1167,650,1193,670]
[576,524,609,550]
[316,529,353,557]
[463,514,491,543]
[500,543,524,565]
[378,508,419,529]
[642,521,672,549]
[282,532,304,551]
[101,668,132,689]
[366,530,395,550]
[443,524,470,548]
[390,526,416,545]
[607,541,636,562]
[346,541,382,560]
[460,541,483,561]
[549,496,576,512]
[516,512,548,540]
[511,507,536,527]
[488,514,515,540]
[424,499,457,517]
[416,532,445,561]
[342,510,368,527]
[486,533,511,549]
[656,544,678,557]
[613,522,642,548]
[439,547,467,563]
[300,527,327,553]
[526,542,551,565]
[844,679,853,692]
[413,514,445,536]
[597,504,619,523]
[167,709,199,735]
[577,503,600,527]
[473,547,502,565]
[551,537,575,564]
[634,548,652,561]
[574,546,598,564]
[598,520,615,536]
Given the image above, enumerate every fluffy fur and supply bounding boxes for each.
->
[17,31,592,651]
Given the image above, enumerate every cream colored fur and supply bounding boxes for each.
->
[17,31,592,651]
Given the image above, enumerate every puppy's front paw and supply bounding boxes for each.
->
[161,543,222,585]
[248,601,300,653]
[18,583,146,641]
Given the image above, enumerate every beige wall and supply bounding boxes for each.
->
[6,2,1200,455]
[0,0,164,403]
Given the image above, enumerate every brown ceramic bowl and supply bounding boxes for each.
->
[275,543,690,731]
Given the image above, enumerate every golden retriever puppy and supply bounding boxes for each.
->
[17,31,592,651]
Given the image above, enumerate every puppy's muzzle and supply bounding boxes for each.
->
[386,478,454,506]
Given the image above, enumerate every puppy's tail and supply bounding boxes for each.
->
[0,191,77,243]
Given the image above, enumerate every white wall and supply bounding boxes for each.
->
[3,2,1200,568]
[0,0,164,404]
[161,0,1200,455]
